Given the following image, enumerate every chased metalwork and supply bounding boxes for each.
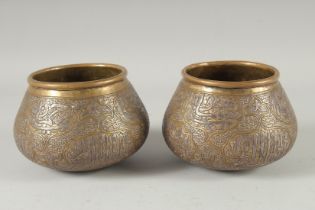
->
[163,81,297,170]
[14,84,149,171]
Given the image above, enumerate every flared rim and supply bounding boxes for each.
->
[182,60,279,88]
[28,63,127,90]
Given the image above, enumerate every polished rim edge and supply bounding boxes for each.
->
[28,80,129,98]
[28,63,127,90]
[182,60,280,89]
[182,80,279,95]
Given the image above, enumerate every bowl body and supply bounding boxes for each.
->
[14,64,149,171]
[163,61,297,170]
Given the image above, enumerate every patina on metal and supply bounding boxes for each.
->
[163,61,297,170]
[14,63,149,171]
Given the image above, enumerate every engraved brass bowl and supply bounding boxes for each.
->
[163,61,297,170]
[14,63,149,171]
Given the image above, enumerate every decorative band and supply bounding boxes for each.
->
[182,80,279,95]
[28,80,129,98]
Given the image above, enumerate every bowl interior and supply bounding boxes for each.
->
[186,63,275,82]
[33,66,122,83]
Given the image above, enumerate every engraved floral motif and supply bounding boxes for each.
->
[163,81,297,170]
[14,84,149,171]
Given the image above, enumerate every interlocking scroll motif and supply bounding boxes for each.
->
[14,84,149,171]
[163,81,297,170]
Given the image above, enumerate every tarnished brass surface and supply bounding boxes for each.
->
[14,63,149,171]
[163,61,297,170]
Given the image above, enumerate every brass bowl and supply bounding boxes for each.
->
[14,63,149,171]
[163,61,297,170]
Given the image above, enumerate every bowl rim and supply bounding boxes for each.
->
[182,60,279,88]
[28,63,127,90]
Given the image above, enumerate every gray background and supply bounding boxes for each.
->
[1,0,314,209]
